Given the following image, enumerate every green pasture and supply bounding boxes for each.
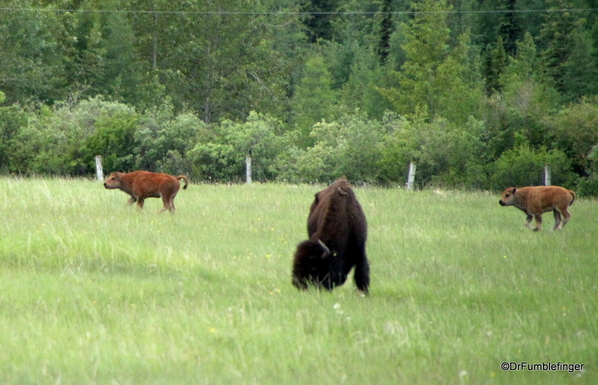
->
[0,177,596,384]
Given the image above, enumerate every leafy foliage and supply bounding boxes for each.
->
[2,1,598,194]
[135,103,207,177]
[283,111,384,183]
[188,111,296,181]
[489,145,576,190]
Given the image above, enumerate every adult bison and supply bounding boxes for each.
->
[499,186,576,231]
[292,178,370,294]
[104,171,189,213]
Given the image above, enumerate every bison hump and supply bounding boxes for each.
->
[336,186,350,196]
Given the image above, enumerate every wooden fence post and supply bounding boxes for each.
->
[407,162,416,190]
[544,163,551,186]
[246,151,252,184]
[95,155,104,181]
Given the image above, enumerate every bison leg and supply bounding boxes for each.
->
[524,214,534,230]
[127,197,137,206]
[158,194,176,214]
[553,209,562,230]
[531,214,542,231]
[353,246,370,295]
[558,209,571,230]
[292,274,309,290]
[136,198,145,210]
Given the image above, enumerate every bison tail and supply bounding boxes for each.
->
[569,190,576,205]
[177,176,189,189]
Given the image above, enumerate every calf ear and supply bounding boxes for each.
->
[512,187,517,194]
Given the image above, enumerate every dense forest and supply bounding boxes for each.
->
[2,0,598,194]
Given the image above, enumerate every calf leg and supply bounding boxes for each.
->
[532,214,542,231]
[524,214,534,230]
[158,194,175,214]
[136,198,145,210]
[559,208,571,230]
[553,209,562,230]
[127,197,137,206]
[168,193,178,213]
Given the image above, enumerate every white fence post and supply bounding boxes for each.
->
[95,155,104,181]
[407,162,416,190]
[246,152,252,184]
[544,163,551,186]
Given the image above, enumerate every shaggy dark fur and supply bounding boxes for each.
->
[292,178,370,294]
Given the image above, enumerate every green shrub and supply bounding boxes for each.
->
[283,111,384,183]
[489,145,576,190]
[0,104,28,173]
[188,111,295,182]
[575,144,598,196]
[378,114,489,188]
[135,104,207,178]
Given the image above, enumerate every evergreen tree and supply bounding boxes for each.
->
[539,0,585,95]
[380,0,482,124]
[497,0,522,56]
[376,0,393,64]
[302,0,339,42]
[291,54,338,146]
[561,29,598,101]
[484,37,507,95]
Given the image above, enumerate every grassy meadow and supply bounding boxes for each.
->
[0,177,596,384]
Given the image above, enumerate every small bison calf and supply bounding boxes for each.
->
[499,186,575,231]
[104,171,189,213]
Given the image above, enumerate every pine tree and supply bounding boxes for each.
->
[302,0,339,42]
[376,0,393,64]
[485,36,507,95]
[539,0,585,95]
[497,0,522,56]
[380,0,482,124]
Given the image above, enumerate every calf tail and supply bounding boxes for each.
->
[569,190,576,205]
[177,175,189,189]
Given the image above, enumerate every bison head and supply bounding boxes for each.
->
[292,239,335,290]
[499,187,517,206]
[104,172,123,189]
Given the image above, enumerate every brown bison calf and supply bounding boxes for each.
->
[104,171,189,213]
[292,178,370,294]
[499,186,575,231]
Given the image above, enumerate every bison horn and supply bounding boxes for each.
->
[317,239,331,258]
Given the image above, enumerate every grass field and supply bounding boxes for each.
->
[0,177,596,384]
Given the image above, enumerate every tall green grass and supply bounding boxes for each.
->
[0,177,596,384]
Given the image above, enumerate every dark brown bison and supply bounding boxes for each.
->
[292,178,370,294]
[499,186,576,231]
[104,171,189,213]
